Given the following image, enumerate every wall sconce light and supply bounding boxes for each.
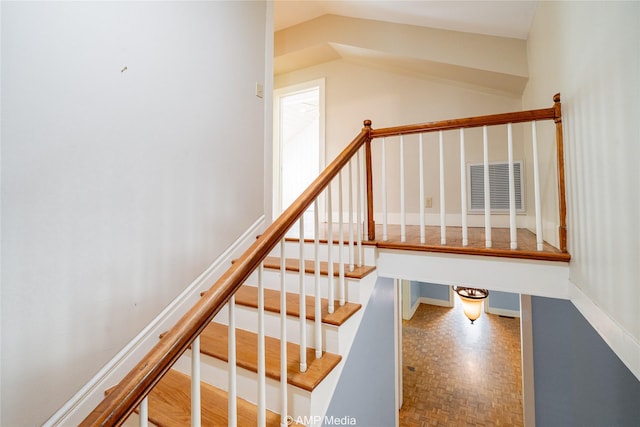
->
[454,286,489,324]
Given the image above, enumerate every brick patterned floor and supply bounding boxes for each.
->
[400,302,523,427]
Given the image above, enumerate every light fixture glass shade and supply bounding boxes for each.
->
[454,287,489,324]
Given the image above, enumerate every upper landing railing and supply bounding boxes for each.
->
[363,92,567,254]
[80,94,567,426]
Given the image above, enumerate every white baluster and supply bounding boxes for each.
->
[257,264,266,427]
[356,149,363,266]
[298,220,307,372]
[460,129,468,246]
[400,135,406,242]
[508,123,517,249]
[532,121,543,251]
[314,201,322,359]
[348,160,354,271]
[227,299,236,427]
[419,133,425,244]
[191,336,201,427]
[483,125,492,248]
[327,184,335,314]
[279,240,287,427]
[338,171,346,307]
[439,131,446,245]
[382,138,388,241]
[360,146,368,241]
[139,397,148,427]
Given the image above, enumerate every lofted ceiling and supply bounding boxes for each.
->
[274,1,538,95]
[274,0,538,39]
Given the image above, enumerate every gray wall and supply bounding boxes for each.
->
[419,282,450,301]
[532,296,640,426]
[488,290,520,312]
[323,277,396,427]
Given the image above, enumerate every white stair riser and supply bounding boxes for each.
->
[243,269,363,304]
[213,304,342,354]
[271,240,377,266]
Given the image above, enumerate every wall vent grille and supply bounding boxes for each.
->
[468,161,524,212]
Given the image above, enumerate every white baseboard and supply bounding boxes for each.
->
[486,306,520,318]
[420,296,452,308]
[44,215,266,426]
[568,280,640,382]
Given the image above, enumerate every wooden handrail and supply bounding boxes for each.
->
[80,127,371,426]
[369,107,556,139]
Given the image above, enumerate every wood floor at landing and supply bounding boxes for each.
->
[400,303,523,427]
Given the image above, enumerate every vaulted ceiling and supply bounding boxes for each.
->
[274,1,538,96]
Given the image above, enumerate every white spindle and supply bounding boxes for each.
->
[507,123,517,249]
[439,131,446,245]
[361,146,368,241]
[191,337,201,427]
[460,129,468,246]
[356,150,363,266]
[348,161,355,271]
[532,121,543,251]
[279,240,287,427]
[314,201,322,359]
[227,298,236,427]
[419,133,425,244]
[382,138,388,241]
[327,184,335,314]
[139,397,148,427]
[338,171,346,307]
[298,220,307,372]
[483,126,492,248]
[400,135,406,242]
[257,264,266,427]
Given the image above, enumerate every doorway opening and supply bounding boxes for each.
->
[273,79,325,234]
[398,282,526,426]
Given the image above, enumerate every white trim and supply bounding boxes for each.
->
[401,280,414,320]
[377,250,570,300]
[568,280,640,382]
[485,306,520,318]
[43,216,266,426]
[520,294,536,427]
[407,296,420,320]
[419,296,452,308]
[394,279,402,427]
[375,212,529,229]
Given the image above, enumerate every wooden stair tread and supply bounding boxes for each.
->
[116,369,290,427]
[262,256,376,279]
[235,285,361,326]
[199,322,341,392]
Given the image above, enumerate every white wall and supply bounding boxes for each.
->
[1,1,269,425]
[275,60,545,230]
[524,1,640,377]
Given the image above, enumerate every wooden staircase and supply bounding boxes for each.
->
[128,239,377,426]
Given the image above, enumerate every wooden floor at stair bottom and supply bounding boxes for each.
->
[234,285,361,326]
[200,322,341,392]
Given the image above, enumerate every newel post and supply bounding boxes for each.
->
[553,93,568,253]
[363,120,375,240]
